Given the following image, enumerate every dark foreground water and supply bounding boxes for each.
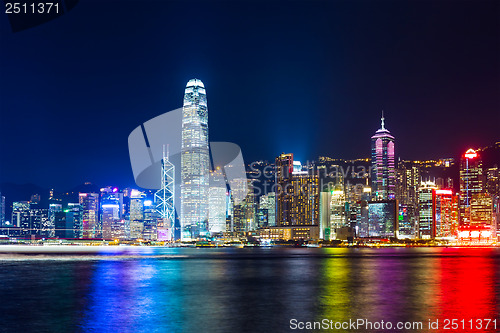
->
[0,247,499,333]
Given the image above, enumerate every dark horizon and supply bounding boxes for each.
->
[1,0,499,190]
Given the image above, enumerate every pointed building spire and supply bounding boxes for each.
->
[381,110,385,130]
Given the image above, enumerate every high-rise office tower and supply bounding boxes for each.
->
[29,208,48,237]
[259,192,276,227]
[226,190,234,232]
[12,201,30,231]
[330,186,347,233]
[396,162,420,206]
[433,189,459,238]
[99,188,124,239]
[143,200,158,240]
[79,193,99,238]
[47,203,62,238]
[130,189,145,239]
[66,203,83,238]
[181,78,210,240]
[396,161,420,238]
[319,190,332,239]
[0,193,5,227]
[275,153,294,226]
[459,149,483,224]
[275,154,319,227]
[418,181,437,239]
[232,180,256,233]
[367,200,398,238]
[208,168,227,234]
[155,146,175,241]
[371,112,396,200]
[470,193,493,225]
[485,166,499,197]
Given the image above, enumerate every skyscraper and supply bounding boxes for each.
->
[130,189,145,239]
[275,154,319,227]
[208,167,227,234]
[155,146,175,240]
[433,189,459,238]
[181,78,210,240]
[259,192,276,227]
[98,188,124,239]
[66,203,83,238]
[275,153,294,226]
[459,148,483,224]
[371,112,396,200]
[47,203,62,238]
[0,193,5,227]
[79,193,99,238]
[418,181,437,239]
[12,201,29,230]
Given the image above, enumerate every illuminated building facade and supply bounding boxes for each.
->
[101,196,122,239]
[258,226,320,241]
[457,224,496,245]
[275,154,319,227]
[0,193,4,227]
[47,203,62,238]
[396,162,420,206]
[459,148,483,224]
[355,200,370,238]
[29,208,48,238]
[79,193,99,238]
[181,78,210,239]
[208,168,227,234]
[485,166,499,197]
[129,189,145,239]
[470,193,493,225]
[433,189,459,238]
[12,201,30,232]
[142,201,158,240]
[53,207,67,239]
[259,192,276,227]
[276,153,294,226]
[418,181,437,239]
[371,112,396,200]
[290,171,319,226]
[330,186,347,239]
[231,179,255,233]
[98,188,124,239]
[66,203,83,238]
[155,146,175,240]
[319,190,332,239]
[367,200,398,238]
[397,204,417,238]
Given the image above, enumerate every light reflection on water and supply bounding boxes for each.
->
[0,248,498,332]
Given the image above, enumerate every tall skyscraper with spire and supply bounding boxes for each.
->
[181,79,210,239]
[155,145,175,240]
[371,112,396,200]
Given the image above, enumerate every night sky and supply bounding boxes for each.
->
[0,0,499,190]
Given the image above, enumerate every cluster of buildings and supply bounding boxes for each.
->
[253,120,499,245]
[0,80,498,245]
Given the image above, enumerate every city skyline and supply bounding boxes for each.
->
[1,0,499,189]
[1,2,499,332]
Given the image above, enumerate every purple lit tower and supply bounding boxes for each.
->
[371,112,396,200]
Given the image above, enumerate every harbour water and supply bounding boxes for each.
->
[0,247,498,332]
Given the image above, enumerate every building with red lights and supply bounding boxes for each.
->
[459,148,483,224]
[457,224,496,245]
[433,189,459,238]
